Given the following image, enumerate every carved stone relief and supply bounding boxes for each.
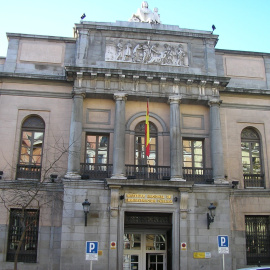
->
[105,38,188,67]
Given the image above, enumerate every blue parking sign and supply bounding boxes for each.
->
[86,241,98,260]
[217,235,229,254]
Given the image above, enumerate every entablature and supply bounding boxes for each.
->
[66,66,230,103]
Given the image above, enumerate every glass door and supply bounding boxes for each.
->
[123,254,140,270]
[148,254,165,270]
[123,231,167,270]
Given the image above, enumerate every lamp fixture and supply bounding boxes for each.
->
[232,180,239,189]
[207,203,216,229]
[82,199,91,226]
[50,174,58,182]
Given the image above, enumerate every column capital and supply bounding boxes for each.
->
[168,95,182,104]
[78,28,90,36]
[208,98,222,107]
[114,92,128,101]
[72,88,86,98]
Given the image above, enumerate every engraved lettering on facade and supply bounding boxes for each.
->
[125,193,173,204]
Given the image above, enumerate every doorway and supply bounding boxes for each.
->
[123,212,172,270]
[123,232,167,270]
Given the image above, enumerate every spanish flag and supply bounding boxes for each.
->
[145,99,150,157]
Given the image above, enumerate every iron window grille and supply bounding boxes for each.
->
[7,209,39,263]
[245,215,270,265]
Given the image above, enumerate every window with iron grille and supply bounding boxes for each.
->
[245,215,270,265]
[7,209,39,263]
[17,115,45,180]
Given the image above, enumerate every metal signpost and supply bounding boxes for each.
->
[86,241,99,270]
[217,235,229,270]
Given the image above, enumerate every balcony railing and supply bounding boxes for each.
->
[80,163,113,179]
[183,167,213,184]
[80,163,213,183]
[244,174,264,188]
[125,164,171,180]
[16,164,42,180]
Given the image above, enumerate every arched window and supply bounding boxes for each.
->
[135,121,157,166]
[17,116,45,180]
[241,128,261,174]
[241,127,263,187]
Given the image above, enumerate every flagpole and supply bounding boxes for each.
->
[145,97,150,179]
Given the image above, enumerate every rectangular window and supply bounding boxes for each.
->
[85,134,108,164]
[82,134,110,179]
[7,209,39,263]
[183,140,203,168]
[245,216,270,265]
[124,234,141,250]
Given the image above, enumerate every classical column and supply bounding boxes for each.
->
[169,95,185,181]
[111,93,128,179]
[65,87,85,179]
[209,98,227,183]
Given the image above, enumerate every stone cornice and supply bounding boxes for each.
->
[75,21,219,44]
[106,179,194,189]
[221,87,270,95]
[216,48,270,57]
[65,66,230,86]
[0,72,66,81]
[0,89,72,99]
[6,32,76,43]
[230,189,270,197]
[221,103,270,111]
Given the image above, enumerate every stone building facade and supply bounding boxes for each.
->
[0,5,270,270]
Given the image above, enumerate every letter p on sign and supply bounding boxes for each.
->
[218,236,228,247]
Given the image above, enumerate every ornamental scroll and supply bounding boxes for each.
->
[105,38,188,67]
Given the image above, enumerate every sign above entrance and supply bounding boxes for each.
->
[125,193,173,204]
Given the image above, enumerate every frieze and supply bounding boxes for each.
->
[105,38,188,67]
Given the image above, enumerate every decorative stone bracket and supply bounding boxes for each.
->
[179,191,189,219]
[110,186,121,217]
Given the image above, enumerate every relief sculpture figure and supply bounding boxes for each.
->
[116,40,124,60]
[108,39,187,67]
[176,44,185,66]
[124,42,132,61]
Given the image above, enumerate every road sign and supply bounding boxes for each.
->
[217,235,229,254]
[86,241,99,261]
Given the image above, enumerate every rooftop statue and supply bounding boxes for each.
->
[129,1,160,24]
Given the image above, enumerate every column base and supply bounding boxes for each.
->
[111,174,127,180]
[170,177,186,182]
[64,172,81,180]
[214,178,229,184]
